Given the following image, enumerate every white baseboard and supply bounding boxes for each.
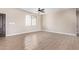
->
[6,30,76,36]
[6,30,40,36]
[43,30,76,36]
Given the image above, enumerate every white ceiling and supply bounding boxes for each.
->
[22,8,38,13]
[21,8,71,14]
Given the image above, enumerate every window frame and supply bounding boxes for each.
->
[25,15,37,27]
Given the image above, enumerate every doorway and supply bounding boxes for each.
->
[0,14,6,37]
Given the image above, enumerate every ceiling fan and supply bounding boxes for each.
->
[38,8,45,13]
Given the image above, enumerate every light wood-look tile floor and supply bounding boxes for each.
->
[0,31,78,50]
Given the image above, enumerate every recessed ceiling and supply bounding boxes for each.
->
[21,8,71,14]
[22,8,38,13]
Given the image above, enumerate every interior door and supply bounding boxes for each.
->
[0,14,6,37]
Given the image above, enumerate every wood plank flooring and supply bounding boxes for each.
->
[0,31,78,50]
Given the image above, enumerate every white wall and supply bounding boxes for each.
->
[0,8,76,36]
[0,8,42,36]
[42,8,76,36]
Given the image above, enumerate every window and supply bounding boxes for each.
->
[25,15,37,26]
[31,16,37,26]
[25,15,31,26]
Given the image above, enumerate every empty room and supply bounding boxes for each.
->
[0,8,79,50]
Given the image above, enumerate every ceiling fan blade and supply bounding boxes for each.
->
[37,8,45,13]
[41,9,45,10]
[38,8,41,11]
[41,10,45,13]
